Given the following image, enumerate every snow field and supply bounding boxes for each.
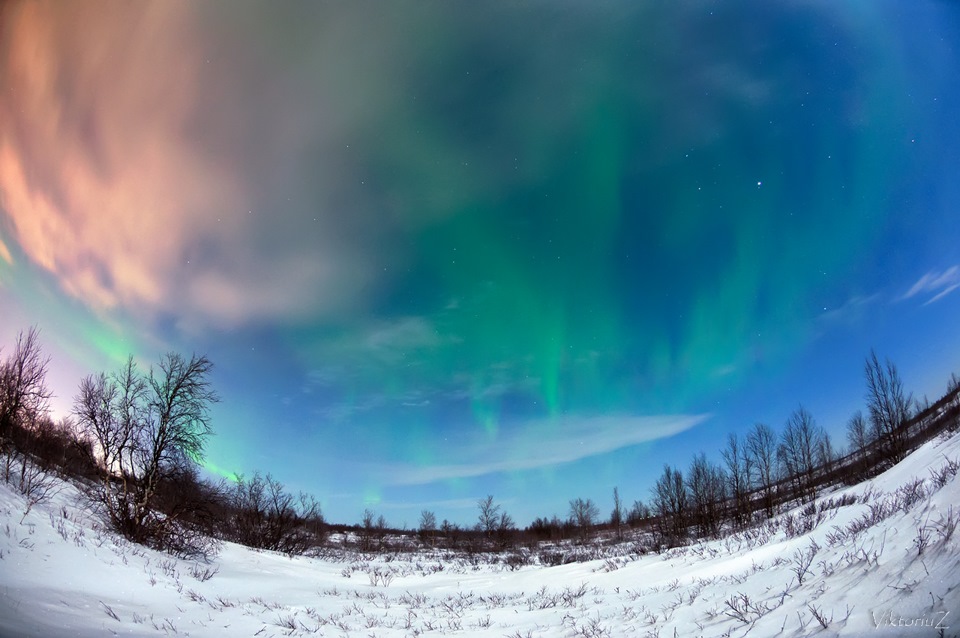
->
[1,430,959,637]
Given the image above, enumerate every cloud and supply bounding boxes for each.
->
[376,497,485,512]
[1,3,224,312]
[0,2,388,330]
[378,413,708,485]
[0,234,11,265]
[900,266,960,305]
[362,317,444,357]
[817,293,881,325]
[299,315,446,391]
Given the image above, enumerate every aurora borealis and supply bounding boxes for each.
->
[2,1,960,525]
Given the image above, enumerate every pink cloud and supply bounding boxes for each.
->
[0,3,237,314]
[0,1,374,330]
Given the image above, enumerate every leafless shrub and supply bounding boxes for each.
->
[527,585,560,610]
[818,557,835,578]
[100,602,120,622]
[537,548,566,566]
[782,508,826,539]
[571,613,611,638]
[161,517,222,560]
[724,592,773,623]
[368,565,396,587]
[188,562,219,582]
[933,505,957,543]
[825,526,847,547]
[504,551,530,571]
[560,582,589,607]
[3,449,60,522]
[228,471,326,555]
[807,603,832,629]
[930,457,960,489]
[914,525,932,556]
[158,558,179,579]
[841,533,886,568]
[275,613,297,631]
[846,495,895,538]
[473,615,492,629]
[791,542,817,586]
[815,493,858,515]
[894,478,927,513]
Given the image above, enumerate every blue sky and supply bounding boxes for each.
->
[1,0,959,526]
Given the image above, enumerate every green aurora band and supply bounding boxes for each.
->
[281,3,904,466]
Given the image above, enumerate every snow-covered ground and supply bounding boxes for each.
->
[2,432,959,637]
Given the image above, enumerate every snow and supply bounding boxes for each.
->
[2,432,959,637]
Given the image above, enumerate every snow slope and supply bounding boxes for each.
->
[2,431,959,637]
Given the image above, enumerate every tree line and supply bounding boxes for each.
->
[2,326,959,559]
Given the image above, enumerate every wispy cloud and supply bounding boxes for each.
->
[376,497,486,512]
[361,317,444,357]
[901,267,960,305]
[377,413,708,485]
[817,293,881,325]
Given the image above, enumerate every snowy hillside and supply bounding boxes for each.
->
[2,431,959,637]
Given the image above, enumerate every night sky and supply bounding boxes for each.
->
[2,1,960,526]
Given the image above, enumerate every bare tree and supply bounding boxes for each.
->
[74,352,219,552]
[74,356,148,539]
[746,422,777,518]
[816,431,837,477]
[495,510,515,549]
[687,453,726,538]
[722,433,752,528]
[439,519,461,549]
[528,515,566,542]
[948,373,960,432]
[777,406,824,503]
[652,464,686,546]
[0,327,52,448]
[419,509,437,546]
[26,414,80,474]
[477,495,501,537]
[610,486,624,541]
[626,500,650,527]
[475,495,515,548]
[231,471,267,547]
[151,463,225,557]
[360,509,388,552]
[845,410,869,479]
[864,350,912,464]
[569,497,600,542]
[360,509,377,551]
